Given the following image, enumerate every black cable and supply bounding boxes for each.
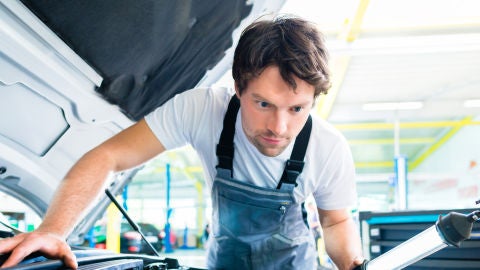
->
[105,189,161,257]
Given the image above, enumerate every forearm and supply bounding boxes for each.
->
[37,119,165,238]
[0,120,163,269]
[322,217,363,270]
[37,148,116,238]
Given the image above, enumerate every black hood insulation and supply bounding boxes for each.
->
[21,0,252,120]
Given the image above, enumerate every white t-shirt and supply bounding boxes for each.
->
[145,87,357,210]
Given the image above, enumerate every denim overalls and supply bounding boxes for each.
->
[207,95,317,269]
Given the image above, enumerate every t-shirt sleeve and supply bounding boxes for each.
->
[312,134,358,210]
[144,88,213,150]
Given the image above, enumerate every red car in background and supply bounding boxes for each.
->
[89,222,164,255]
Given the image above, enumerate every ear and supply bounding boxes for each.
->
[234,83,241,99]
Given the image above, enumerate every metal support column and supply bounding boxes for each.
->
[394,155,408,210]
[122,185,128,211]
[164,163,174,253]
[394,118,408,210]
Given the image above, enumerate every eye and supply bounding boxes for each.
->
[292,106,303,112]
[259,101,269,108]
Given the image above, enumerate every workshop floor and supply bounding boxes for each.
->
[169,248,335,269]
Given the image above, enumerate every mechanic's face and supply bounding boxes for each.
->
[236,66,315,157]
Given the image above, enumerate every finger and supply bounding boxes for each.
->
[0,233,48,268]
[61,250,78,270]
[37,234,77,270]
[0,234,26,253]
[51,239,77,270]
[0,242,37,268]
[0,233,77,269]
[353,255,365,263]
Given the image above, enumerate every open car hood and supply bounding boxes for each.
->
[0,0,285,243]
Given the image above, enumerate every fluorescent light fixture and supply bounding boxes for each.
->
[463,99,480,108]
[367,225,447,270]
[362,102,423,111]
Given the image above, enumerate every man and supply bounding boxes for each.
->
[0,16,363,269]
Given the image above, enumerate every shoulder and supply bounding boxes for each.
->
[179,86,234,112]
[150,86,234,116]
[305,114,353,168]
[144,86,234,150]
[310,114,348,147]
[171,86,233,103]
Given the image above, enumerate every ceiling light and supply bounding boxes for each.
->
[362,102,423,111]
[463,99,480,108]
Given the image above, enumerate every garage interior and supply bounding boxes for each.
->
[1,0,480,269]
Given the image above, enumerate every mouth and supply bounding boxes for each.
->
[253,135,289,157]
[261,136,283,145]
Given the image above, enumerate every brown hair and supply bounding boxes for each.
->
[232,15,331,98]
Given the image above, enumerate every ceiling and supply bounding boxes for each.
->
[281,0,480,175]
[130,0,480,198]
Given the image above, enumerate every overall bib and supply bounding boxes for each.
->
[207,96,318,269]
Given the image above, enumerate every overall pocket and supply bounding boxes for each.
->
[218,193,289,236]
[213,178,293,237]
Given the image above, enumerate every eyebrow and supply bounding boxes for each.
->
[251,93,312,108]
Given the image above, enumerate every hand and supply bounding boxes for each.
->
[351,255,366,270]
[0,231,77,269]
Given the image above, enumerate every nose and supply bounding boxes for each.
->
[267,111,288,136]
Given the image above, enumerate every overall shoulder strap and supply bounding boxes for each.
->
[277,115,313,190]
[277,115,313,228]
[215,95,240,177]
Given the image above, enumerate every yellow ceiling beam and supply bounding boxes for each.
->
[185,166,203,173]
[351,116,476,169]
[355,161,394,168]
[409,116,474,170]
[339,0,370,42]
[335,119,480,130]
[315,0,370,119]
[349,137,435,145]
[316,56,350,119]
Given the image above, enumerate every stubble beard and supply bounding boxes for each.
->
[248,133,290,157]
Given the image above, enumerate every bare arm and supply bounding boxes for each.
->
[318,208,364,270]
[0,119,165,269]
